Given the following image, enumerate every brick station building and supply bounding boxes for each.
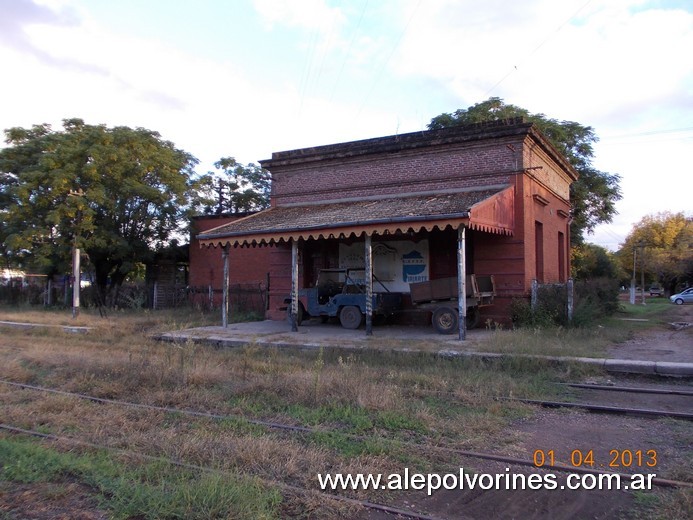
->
[194,118,578,334]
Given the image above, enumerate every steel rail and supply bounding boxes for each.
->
[0,379,314,433]
[0,423,443,520]
[556,382,693,396]
[501,397,693,421]
[2,379,691,489]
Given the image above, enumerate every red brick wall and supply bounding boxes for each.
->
[520,177,572,287]
[271,137,525,206]
[190,215,273,310]
[266,242,294,320]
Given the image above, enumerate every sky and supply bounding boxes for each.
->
[1,0,691,250]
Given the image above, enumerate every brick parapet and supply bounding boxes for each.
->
[270,138,524,206]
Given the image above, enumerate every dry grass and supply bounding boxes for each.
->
[0,304,217,333]
[0,306,689,518]
[0,311,543,516]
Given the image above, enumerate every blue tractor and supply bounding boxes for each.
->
[285,268,403,329]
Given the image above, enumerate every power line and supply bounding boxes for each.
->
[597,134,693,148]
[311,0,342,103]
[330,0,369,102]
[485,0,594,96]
[353,0,422,121]
[601,126,693,140]
[297,25,322,116]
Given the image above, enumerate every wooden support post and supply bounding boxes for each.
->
[457,226,466,341]
[290,239,298,332]
[221,244,229,327]
[365,234,373,336]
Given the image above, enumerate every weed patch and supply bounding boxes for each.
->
[0,436,281,519]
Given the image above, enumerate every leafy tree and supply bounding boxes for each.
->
[196,157,270,215]
[571,243,622,280]
[0,118,198,304]
[428,97,622,242]
[615,212,692,293]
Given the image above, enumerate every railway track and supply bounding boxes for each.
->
[556,382,693,396]
[402,380,693,420]
[0,422,443,520]
[499,379,693,420]
[502,398,693,420]
[1,378,691,492]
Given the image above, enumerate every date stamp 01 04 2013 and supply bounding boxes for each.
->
[532,449,657,469]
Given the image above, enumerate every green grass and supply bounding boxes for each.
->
[0,436,282,519]
[305,430,391,458]
[614,300,673,319]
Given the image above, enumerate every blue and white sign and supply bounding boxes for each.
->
[402,250,428,283]
[339,240,429,292]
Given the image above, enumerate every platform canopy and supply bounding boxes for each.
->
[197,185,514,247]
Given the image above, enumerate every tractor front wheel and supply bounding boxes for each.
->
[339,306,363,329]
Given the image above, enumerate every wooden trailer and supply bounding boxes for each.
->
[409,275,496,333]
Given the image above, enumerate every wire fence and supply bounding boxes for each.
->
[531,279,574,323]
[526,277,621,327]
[186,283,267,315]
[0,278,267,316]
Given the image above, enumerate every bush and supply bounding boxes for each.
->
[571,278,620,327]
[510,298,558,328]
[511,277,620,329]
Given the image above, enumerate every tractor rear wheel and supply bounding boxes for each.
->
[286,302,305,326]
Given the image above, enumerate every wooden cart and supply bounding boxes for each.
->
[409,275,495,334]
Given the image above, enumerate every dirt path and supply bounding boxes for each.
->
[369,397,691,519]
[607,304,692,363]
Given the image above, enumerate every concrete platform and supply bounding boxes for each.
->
[156,319,693,378]
[0,320,91,334]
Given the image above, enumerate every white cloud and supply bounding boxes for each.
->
[252,0,346,35]
[390,0,693,126]
[1,0,690,250]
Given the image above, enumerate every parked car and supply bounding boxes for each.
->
[649,284,663,296]
[670,288,693,305]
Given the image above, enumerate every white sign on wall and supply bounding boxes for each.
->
[339,240,429,292]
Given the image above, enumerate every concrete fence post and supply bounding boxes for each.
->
[45,279,52,307]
